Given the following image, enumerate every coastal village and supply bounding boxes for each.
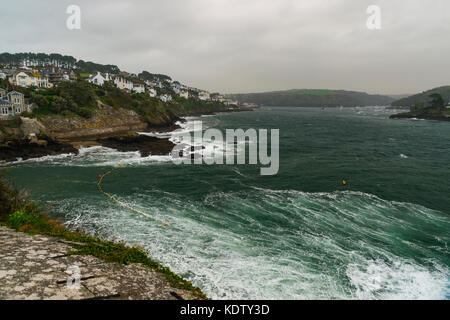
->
[0,58,246,118]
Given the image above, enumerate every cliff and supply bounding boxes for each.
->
[39,103,149,142]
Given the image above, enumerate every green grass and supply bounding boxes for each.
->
[78,73,92,78]
[0,175,207,299]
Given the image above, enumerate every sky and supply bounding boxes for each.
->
[2,0,449,95]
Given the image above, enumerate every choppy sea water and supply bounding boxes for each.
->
[4,107,450,299]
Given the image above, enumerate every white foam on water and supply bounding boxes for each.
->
[58,187,450,300]
[347,259,449,300]
[7,151,76,165]
[7,146,173,167]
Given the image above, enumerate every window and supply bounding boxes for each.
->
[1,107,8,115]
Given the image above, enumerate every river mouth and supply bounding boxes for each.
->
[5,107,450,300]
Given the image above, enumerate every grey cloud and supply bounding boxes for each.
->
[1,0,449,94]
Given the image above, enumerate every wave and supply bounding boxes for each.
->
[7,146,172,167]
[57,187,450,300]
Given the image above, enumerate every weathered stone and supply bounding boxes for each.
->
[40,105,149,141]
[0,226,196,300]
[20,117,46,137]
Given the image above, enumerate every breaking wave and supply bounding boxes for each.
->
[56,187,450,300]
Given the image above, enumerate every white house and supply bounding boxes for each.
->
[114,77,133,91]
[0,72,6,79]
[132,84,145,94]
[88,72,113,86]
[10,71,37,87]
[37,77,52,89]
[148,88,157,98]
[159,94,172,102]
[198,91,210,101]
[180,90,189,99]
[9,71,51,88]
[446,102,450,109]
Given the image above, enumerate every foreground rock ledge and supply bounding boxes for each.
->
[0,226,194,300]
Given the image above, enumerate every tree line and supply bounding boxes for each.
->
[0,52,120,74]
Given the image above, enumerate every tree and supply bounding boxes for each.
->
[429,93,445,112]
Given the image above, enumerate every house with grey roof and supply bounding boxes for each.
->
[0,91,28,116]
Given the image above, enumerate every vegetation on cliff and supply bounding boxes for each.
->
[391,86,450,108]
[11,80,234,127]
[0,172,207,299]
[390,92,450,120]
[228,89,394,107]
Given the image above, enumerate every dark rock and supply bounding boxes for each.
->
[98,134,175,157]
[389,113,450,121]
[0,137,78,162]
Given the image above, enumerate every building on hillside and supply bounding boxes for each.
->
[0,91,31,116]
[0,71,6,79]
[145,80,163,88]
[9,71,37,87]
[171,81,181,94]
[188,87,200,93]
[180,90,189,99]
[172,87,181,94]
[0,99,12,116]
[159,94,172,102]
[211,94,224,102]
[198,91,210,101]
[88,72,113,86]
[446,102,450,109]
[37,76,52,88]
[132,84,145,93]
[7,91,25,107]
[0,88,6,98]
[223,99,238,106]
[41,67,75,85]
[148,88,157,98]
[114,76,133,91]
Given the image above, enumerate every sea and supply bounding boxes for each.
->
[4,106,450,299]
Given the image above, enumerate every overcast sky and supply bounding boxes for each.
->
[2,0,449,94]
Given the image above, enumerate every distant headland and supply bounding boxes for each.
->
[389,86,450,121]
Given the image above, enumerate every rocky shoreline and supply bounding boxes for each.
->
[0,105,254,163]
[0,137,79,162]
[389,112,450,121]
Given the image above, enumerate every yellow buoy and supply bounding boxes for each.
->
[342,179,347,185]
[163,222,168,227]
